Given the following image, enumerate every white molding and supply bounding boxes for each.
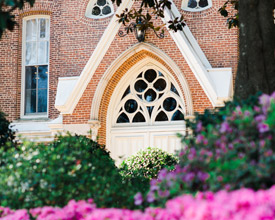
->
[90,43,194,121]
[55,0,233,115]
[181,0,212,12]
[163,2,232,107]
[21,15,51,118]
[106,57,189,150]
[55,0,134,114]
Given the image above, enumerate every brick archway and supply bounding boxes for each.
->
[97,49,189,145]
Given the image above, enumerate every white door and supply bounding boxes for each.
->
[107,65,187,164]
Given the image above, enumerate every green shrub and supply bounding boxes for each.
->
[120,147,178,180]
[0,135,141,209]
[0,111,15,148]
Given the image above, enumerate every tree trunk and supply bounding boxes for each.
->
[234,0,275,100]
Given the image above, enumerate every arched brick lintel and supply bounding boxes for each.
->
[96,48,193,145]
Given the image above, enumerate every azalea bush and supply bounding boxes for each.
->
[0,135,140,209]
[139,92,275,207]
[120,147,178,180]
[1,186,275,220]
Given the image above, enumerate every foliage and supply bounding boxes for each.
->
[218,0,239,28]
[0,110,15,149]
[0,135,141,209]
[138,92,275,207]
[1,186,275,219]
[0,0,35,38]
[120,147,178,180]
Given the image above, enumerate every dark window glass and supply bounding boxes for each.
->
[172,110,185,121]
[25,66,37,89]
[137,94,142,100]
[134,80,147,93]
[97,0,106,6]
[102,6,111,15]
[199,0,208,7]
[156,111,168,121]
[38,89,47,112]
[158,71,164,77]
[25,90,36,114]
[145,89,156,102]
[144,69,157,83]
[171,84,180,96]
[163,97,177,111]
[188,0,197,8]
[92,6,101,15]
[137,72,142,78]
[154,79,166,91]
[38,65,48,89]
[122,86,130,100]
[133,112,146,122]
[147,106,154,117]
[117,113,130,123]
[124,99,138,113]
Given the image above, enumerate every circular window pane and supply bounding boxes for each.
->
[154,79,166,92]
[97,0,106,6]
[102,6,111,15]
[199,0,209,7]
[92,6,101,15]
[144,89,157,102]
[163,97,177,111]
[144,69,157,83]
[134,80,147,93]
[124,99,138,113]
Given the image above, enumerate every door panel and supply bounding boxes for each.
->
[110,128,185,164]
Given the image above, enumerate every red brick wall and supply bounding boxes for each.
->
[0,0,238,130]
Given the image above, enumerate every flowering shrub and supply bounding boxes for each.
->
[139,93,275,206]
[120,147,178,180]
[0,135,139,209]
[1,186,275,219]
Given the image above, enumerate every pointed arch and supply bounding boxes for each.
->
[90,43,194,144]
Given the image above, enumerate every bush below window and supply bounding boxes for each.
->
[0,135,142,209]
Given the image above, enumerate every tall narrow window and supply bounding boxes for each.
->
[23,17,50,116]
[182,0,212,11]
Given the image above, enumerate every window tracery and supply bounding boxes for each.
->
[85,0,114,19]
[182,0,212,12]
[115,69,185,125]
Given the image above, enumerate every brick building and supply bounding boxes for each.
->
[0,0,238,161]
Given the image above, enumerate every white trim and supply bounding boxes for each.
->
[107,61,187,160]
[55,0,232,114]
[21,15,50,119]
[181,0,212,12]
[106,58,188,149]
[163,2,232,106]
[85,0,114,19]
[55,0,134,114]
[90,43,194,121]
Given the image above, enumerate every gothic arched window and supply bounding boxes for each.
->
[115,68,185,125]
[182,0,212,12]
[85,0,114,19]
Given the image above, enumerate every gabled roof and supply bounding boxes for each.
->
[55,0,233,115]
